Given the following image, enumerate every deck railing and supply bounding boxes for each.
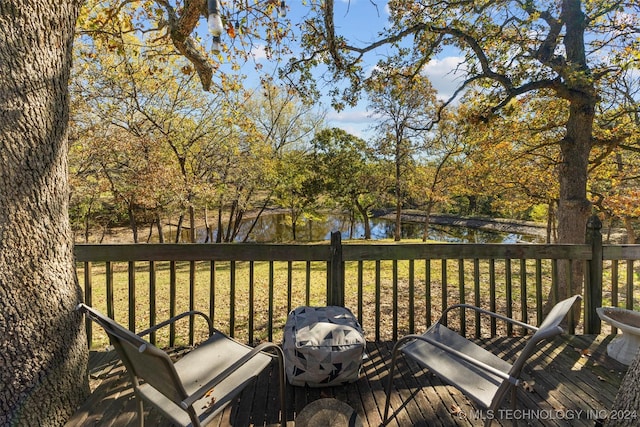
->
[75,215,640,349]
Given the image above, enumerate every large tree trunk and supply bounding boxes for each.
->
[554,97,593,304]
[606,348,640,427]
[0,1,89,425]
[549,0,595,319]
[556,0,594,243]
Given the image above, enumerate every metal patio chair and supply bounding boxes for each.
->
[77,303,286,427]
[383,295,582,426]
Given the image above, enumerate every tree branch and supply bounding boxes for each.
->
[156,0,215,91]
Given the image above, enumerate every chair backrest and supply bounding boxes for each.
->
[490,295,581,410]
[77,304,189,405]
[537,295,581,335]
[512,294,581,372]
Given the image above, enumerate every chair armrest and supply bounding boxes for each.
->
[136,310,214,337]
[442,304,538,333]
[180,342,283,410]
[402,333,520,386]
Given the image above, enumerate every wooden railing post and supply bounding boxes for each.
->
[328,231,344,306]
[586,215,603,334]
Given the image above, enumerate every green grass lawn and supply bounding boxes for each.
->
[77,258,574,349]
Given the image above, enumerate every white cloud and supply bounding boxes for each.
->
[251,44,267,61]
[422,56,468,101]
[327,109,373,123]
[335,123,366,139]
[327,107,384,140]
[326,109,378,139]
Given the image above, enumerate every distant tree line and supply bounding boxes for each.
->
[69,45,640,244]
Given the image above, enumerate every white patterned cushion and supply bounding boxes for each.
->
[283,306,366,387]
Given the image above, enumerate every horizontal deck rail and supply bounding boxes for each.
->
[75,217,640,348]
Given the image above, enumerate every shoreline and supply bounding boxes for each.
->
[76,209,626,244]
[378,211,548,238]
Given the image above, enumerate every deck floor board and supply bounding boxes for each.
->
[66,335,627,426]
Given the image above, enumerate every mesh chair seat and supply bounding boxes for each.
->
[383,295,582,427]
[77,304,286,427]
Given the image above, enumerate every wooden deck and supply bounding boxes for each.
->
[67,334,628,426]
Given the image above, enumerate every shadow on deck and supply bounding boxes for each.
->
[66,335,627,426]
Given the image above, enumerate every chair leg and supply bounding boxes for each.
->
[259,343,287,427]
[136,397,144,427]
[382,341,405,424]
[510,385,517,427]
[275,346,287,427]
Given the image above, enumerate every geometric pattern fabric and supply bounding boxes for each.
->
[283,306,366,387]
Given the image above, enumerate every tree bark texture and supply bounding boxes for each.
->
[0,1,88,425]
[553,96,593,313]
[607,347,640,426]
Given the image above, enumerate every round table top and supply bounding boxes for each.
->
[295,398,363,427]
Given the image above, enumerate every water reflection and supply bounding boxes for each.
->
[199,213,541,244]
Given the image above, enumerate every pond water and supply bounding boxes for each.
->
[197,213,543,244]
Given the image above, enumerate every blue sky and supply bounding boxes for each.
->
[221,0,466,139]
